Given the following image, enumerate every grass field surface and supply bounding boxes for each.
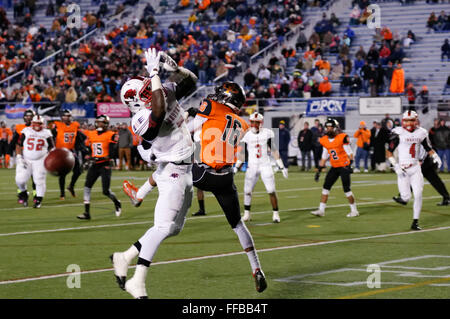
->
[0,167,449,300]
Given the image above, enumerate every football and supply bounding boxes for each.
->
[44,148,75,176]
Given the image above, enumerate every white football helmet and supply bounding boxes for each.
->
[31,115,44,132]
[120,76,153,114]
[249,112,263,133]
[402,110,418,132]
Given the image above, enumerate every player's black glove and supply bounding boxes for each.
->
[345,160,354,174]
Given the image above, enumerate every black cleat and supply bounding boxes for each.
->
[437,198,449,206]
[67,186,76,197]
[192,210,206,216]
[393,196,407,205]
[411,221,422,231]
[253,269,267,293]
[77,212,91,220]
[109,255,126,290]
[33,199,42,209]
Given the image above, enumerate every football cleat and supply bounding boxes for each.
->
[192,210,206,216]
[411,220,422,231]
[253,268,267,293]
[77,212,91,220]
[243,211,251,222]
[115,201,122,217]
[353,168,360,173]
[67,186,76,197]
[393,196,408,205]
[123,180,142,207]
[125,276,148,299]
[60,196,65,200]
[310,210,325,217]
[346,211,359,218]
[110,253,128,290]
[33,198,42,209]
[272,212,280,223]
[437,198,449,206]
[18,190,29,207]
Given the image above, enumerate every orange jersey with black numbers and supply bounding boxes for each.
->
[86,130,117,159]
[197,99,249,170]
[319,133,350,168]
[54,121,80,150]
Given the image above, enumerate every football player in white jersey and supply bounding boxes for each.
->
[111,48,198,299]
[386,110,442,230]
[15,115,54,208]
[234,112,288,223]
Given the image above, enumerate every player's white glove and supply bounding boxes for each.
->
[393,164,407,178]
[160,51,178,72]
[431,153,442,169]
[232,166,238,174]
[137,144,153,163]
[282,168,288,179]
[144,48,161,78]
[16,154,26,169]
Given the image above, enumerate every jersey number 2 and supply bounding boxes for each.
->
[330,150,339,160]
[27,138,45,151]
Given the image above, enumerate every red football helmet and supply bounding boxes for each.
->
[31,115,44,132]
[402,110,418,132]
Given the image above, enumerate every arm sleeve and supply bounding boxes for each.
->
[421,135,433,152]
[47,137,55,151]
[18,133,25,147]
[343,143,353,156]
[11,131,20,146]
[321,147,329,160]
[387,133,400,152]
[51,127,58,139]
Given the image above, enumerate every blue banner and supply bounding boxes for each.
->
[5,104,34,119]
[61,103,96,118]
[306,99,347,117]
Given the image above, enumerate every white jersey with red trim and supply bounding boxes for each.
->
[241,128,275,167]
[392,126,429,167]
[21,127,53,161]
[131,82,193,163]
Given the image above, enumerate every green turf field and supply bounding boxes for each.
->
[0,167,449,299]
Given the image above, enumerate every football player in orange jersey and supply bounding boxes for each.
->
[0,121,12,168]
[311,118,359,218]
[189,81,267,293]
[77,115,121,220]
[52,109,86,199]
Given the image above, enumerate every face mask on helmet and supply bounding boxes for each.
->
[95,116,109,132]
[23,110,36,125]
[249,112,263,133]
[402,110,418,132]
[325,119,338,137]
[120,77,152,114]
[61,110,72,124]
[31,115,44,131]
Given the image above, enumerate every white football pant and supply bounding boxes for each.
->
[15,157,47,197]
[244,163,276,206]
[137,162,193,262]
[397,163,424,220]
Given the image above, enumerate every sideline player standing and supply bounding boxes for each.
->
[111,48,197,299]
[52,109,85,199]
[387,110,442,230]
[189,81,267,293]
[311,118,359,218]
[15,115,54,208]
[77,115,122,220]
[234,112,288,223]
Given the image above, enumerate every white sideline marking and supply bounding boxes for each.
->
[1,225,449,285]
[0,196,443,237]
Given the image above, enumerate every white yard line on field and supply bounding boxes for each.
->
[1,224,449,285]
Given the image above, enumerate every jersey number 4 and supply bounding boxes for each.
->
[409,143,416,159]
[221,115,242,146]
[27,138,45,151]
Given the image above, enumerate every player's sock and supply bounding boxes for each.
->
[350,203,358,212]
[233,221,260,272]
[136,180,154,200]
[198,199,205,213]
[319,202,326,212]
[85,203,90,214]
[123,244,140,264]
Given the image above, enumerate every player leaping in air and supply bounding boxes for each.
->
[111,48,198,299]
[234,112,288,223]
[311,118,359,218]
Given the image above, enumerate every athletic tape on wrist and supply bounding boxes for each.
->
[151,74,162,91]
